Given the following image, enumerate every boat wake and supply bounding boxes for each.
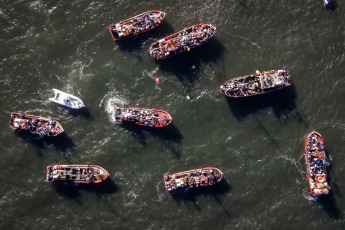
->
[100,90,128,124]
[142,67,160,80]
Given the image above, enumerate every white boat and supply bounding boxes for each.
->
[49,88,85,109]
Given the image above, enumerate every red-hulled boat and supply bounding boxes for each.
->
[305,131,331,196]
[164,167,223,191]
[46,165,110,184]
[115,108,172,127]
[220,70,292,98]
[109,10,166,41]
[149,24,216,60]
[9,112,64,137]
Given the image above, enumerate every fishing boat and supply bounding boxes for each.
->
[305,131,331,196]
[149,24,216,60]
[164,167,223,191]
[115,108,172,127]
[323,0,335,6]
[49,88,85,109]
[9,112,64,137]
[220,70,291,98]
[109,10,166,41]
[46,165,110,183]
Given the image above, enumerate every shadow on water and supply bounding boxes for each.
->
[226,84,307,126]
[170,179,231,216]
[327,157,343,200]
[15,131,75,158]
[317,191,342,219]
[115,20,175,53]
[52,178,118,204]
[120,123,183,160]
[156,37,226,85]
[67,107,93,120]
[54,104,93,120]
[315,149,342,219]
[239,0,248,8]
[325,1,338,12]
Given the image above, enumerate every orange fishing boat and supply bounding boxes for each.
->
[115,107,172,127]
[164,167,223,191]
[46,165,110,184]
[220,70,292,98]
[9,112,64,137]
[305,131,331,196]
[109,10,166,41]
[149,24,216,60]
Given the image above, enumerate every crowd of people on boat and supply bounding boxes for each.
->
[306,134,331,195]
[117,108,170,127]
[10,113,63,136]
[150,24,215,59]
[111,12,164,39]
[164,168,222,191]
[220,70,291,97]
[47,165,100,182]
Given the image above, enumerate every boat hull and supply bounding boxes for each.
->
[164,167,223,191]
[149,24,216,60]
[220,70,291,98]
[109,10,166,41]
[9,112,64,137]
[115,107,172,127]
[49,88,85,109]
[304,131,330,196]
[46,165,110,184]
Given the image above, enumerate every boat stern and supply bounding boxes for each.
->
[219,85,227,95]
[163,174,173,191]
[109,25,119,41]
[46,165,55,182]
[115,108,123,122]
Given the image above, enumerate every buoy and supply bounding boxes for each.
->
[155,78,159,83]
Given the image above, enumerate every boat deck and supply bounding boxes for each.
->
[149,24,216,60]
[164,167,222,191]
[9,112,63,136]
[220,70,291,98]
[305,131,330,196]
[115,108,172,127]
[109,10,165,41]
[46,165,109,183]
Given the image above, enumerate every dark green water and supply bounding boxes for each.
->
[1,0,345,229]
